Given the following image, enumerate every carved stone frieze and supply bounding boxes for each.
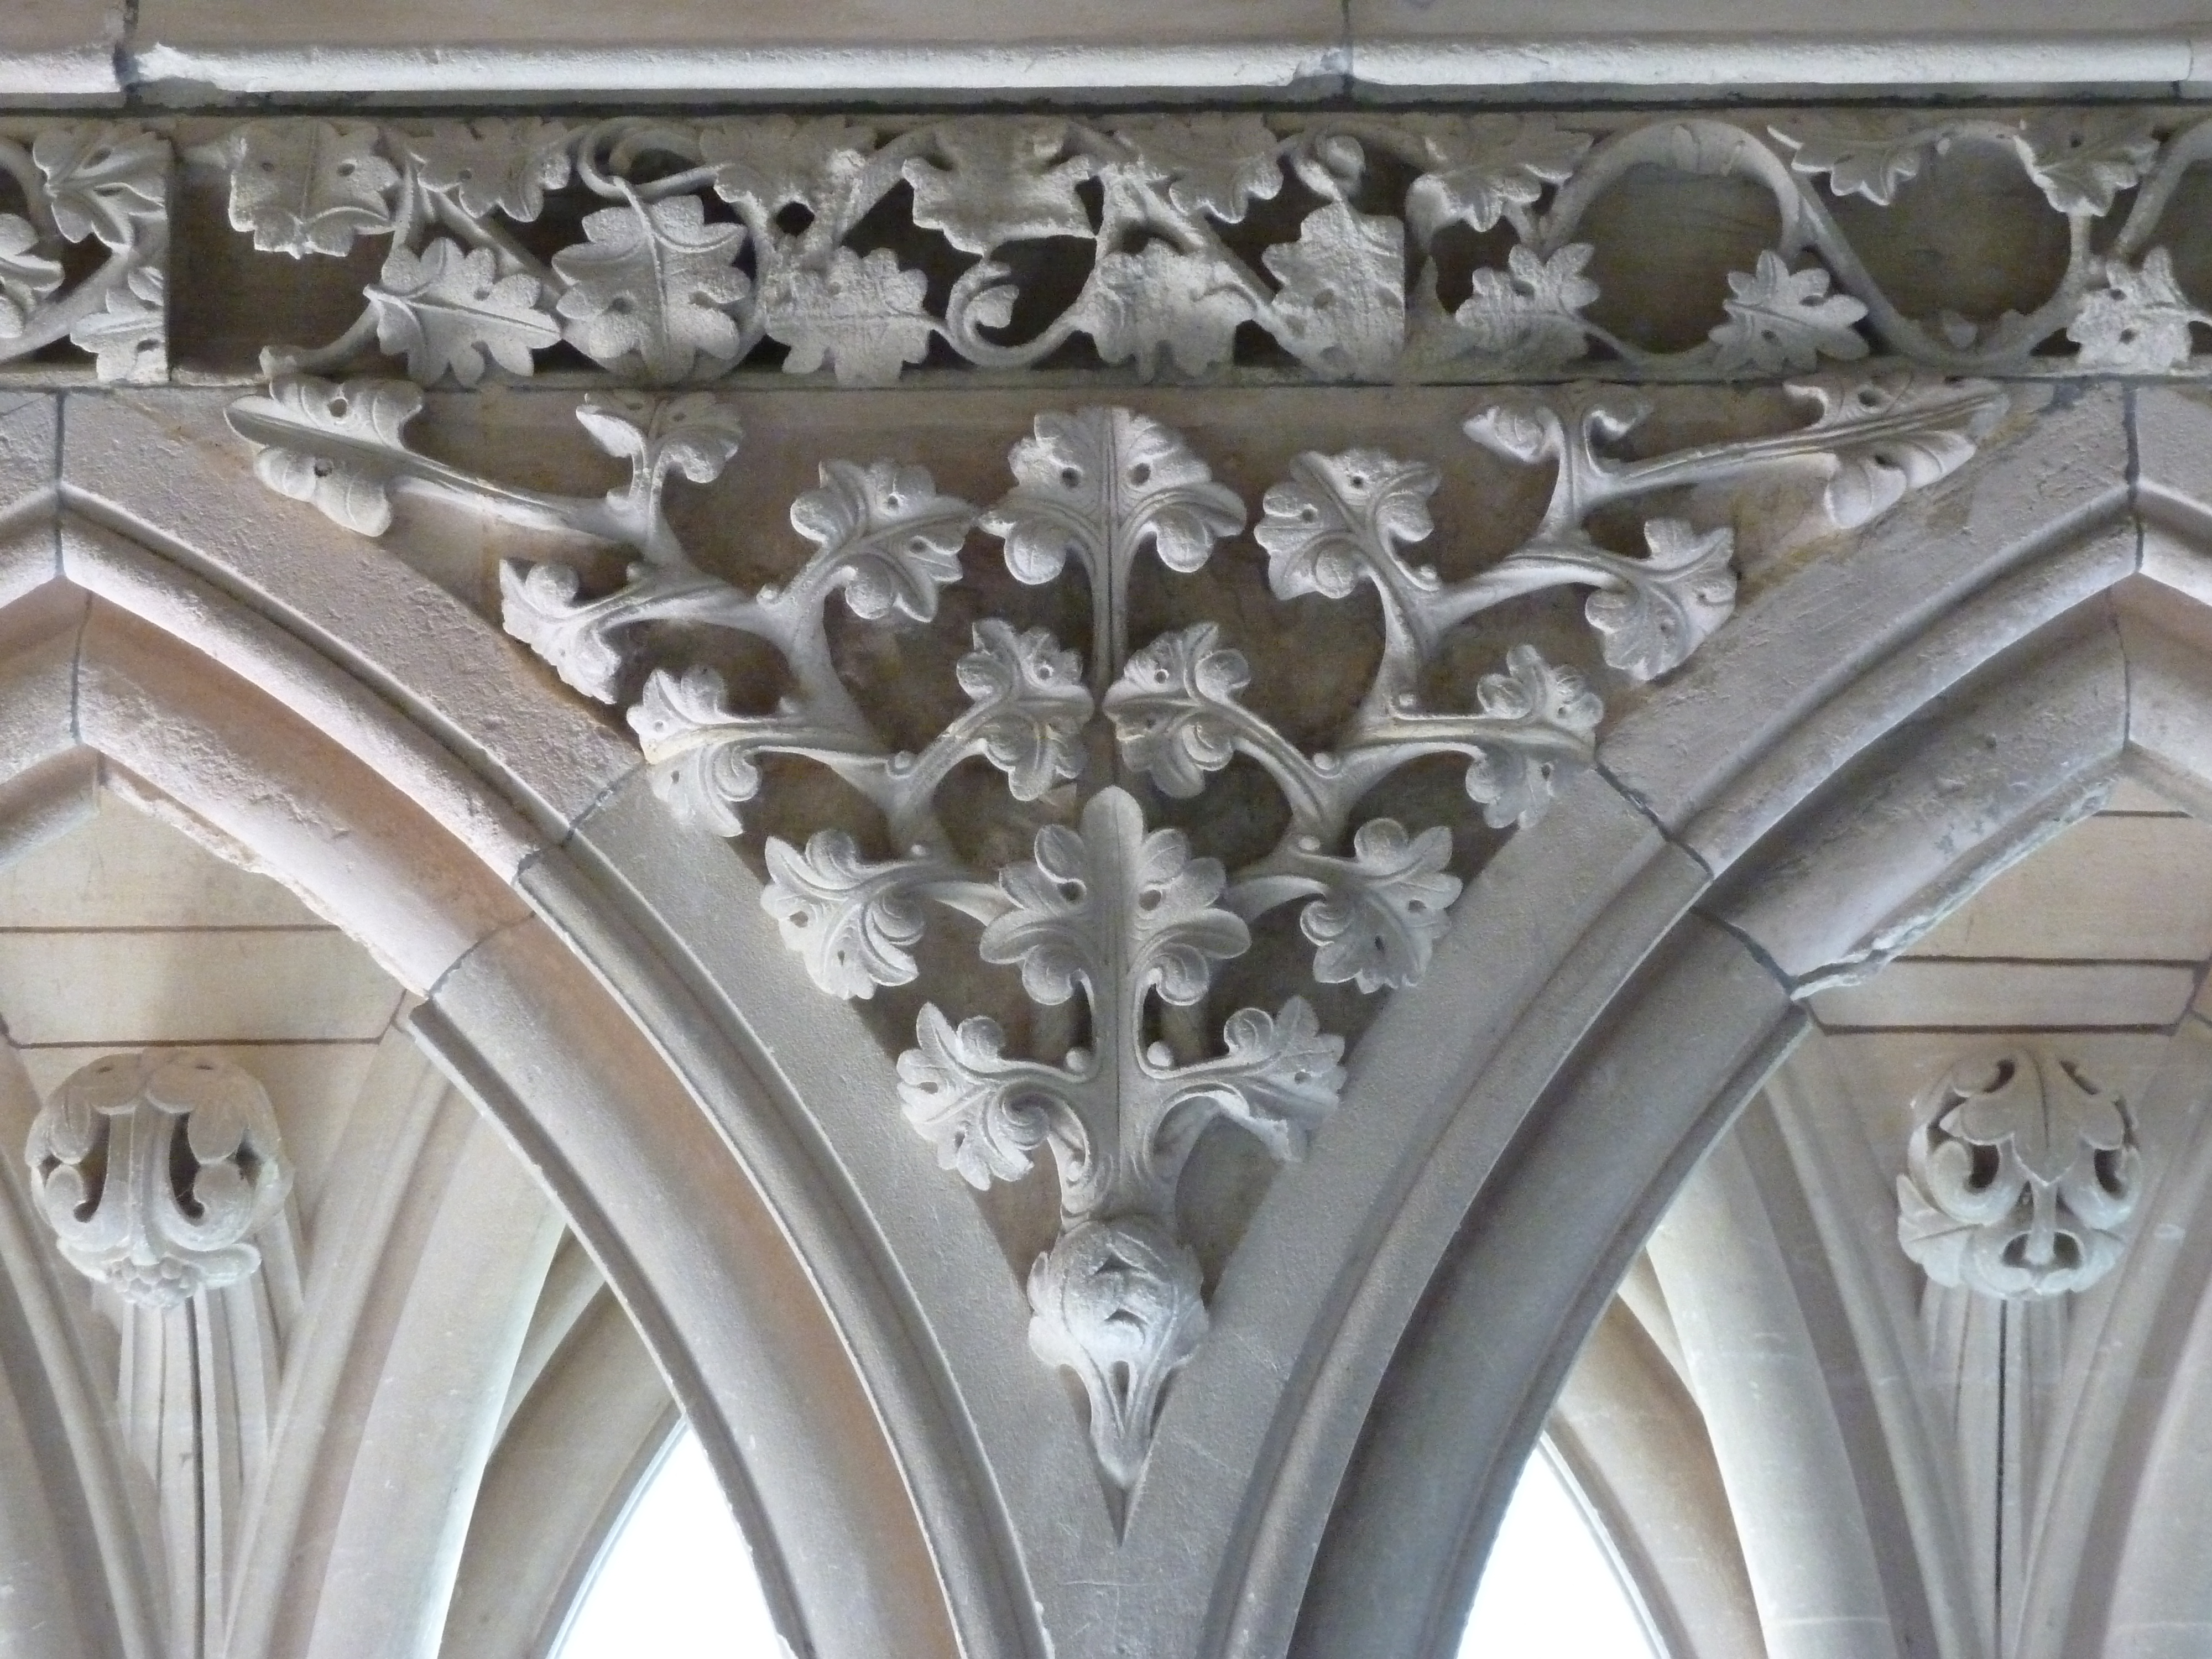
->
[168,107,2212,388]
[1897,1045,2141,1300]
[23,1049,291,1308]
[3,109,2212,387]
[228,368,2000,1488]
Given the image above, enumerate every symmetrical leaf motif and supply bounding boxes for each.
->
[904,118,1095,253]
[230,378,2002,1493]
[366,238,559,387]
[221,121,397,256]
[1898,1047,2141,1300]
[986,407,1246,587]
[551,196,750,380]
[1027,1217,1209,1492]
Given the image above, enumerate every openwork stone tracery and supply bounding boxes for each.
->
[229,364,2000,1485]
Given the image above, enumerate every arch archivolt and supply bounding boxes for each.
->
[0,372,2205,1659]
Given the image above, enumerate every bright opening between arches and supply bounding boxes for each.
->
[555,1427,786,1658]
[1460,1443,1662,1658]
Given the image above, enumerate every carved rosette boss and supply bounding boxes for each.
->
[24,1050,291,1309]
[1897,1046,2141,1300]
[229,361,2000,1486]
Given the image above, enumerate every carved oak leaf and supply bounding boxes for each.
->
[958,621,1092,801]
[2068,251,2204,371]
[701,116,875,213]
[1263,202,1406,380]
[899,1006,1070,1187]
[366,238,560,387]
[1464,645,1603,828]
[1085,243,1255,379]
[1707,252,1869,373]
[1105,623,1250,798]
[32,123,166,248]
[1027,1216,1208,1491]
[627,665,764,836]
[1298,819,1460,992]
[1584,519,1739,681]
[2018,113,2159,217]
[0,216,62,338]
[761,830,933,997]
[984,408,1245,585]
[237,374,421,536]
[1767,116,1941,206]
[760,248,935,385]
[551,195,751,382]
[981,789,1248,1009]
[69,265,165,381]
[1256,450,1441,603]
[1454,243,1599,371]
[399,119,572,221]
[1182,999,1347,1160]
[1792,375,2007,529]
[221,121,398,257]
[902,118,1095,254]
[1107,113,1284,222]
[789,458,973,623]
[1401,113,1593,243]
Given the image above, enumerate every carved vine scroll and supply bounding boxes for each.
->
[179,107,2212,388]
[231,369,2002,1490]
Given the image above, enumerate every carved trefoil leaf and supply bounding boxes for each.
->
[1898,1046,2141,1300]
[231,375,2005,1490]
[25,1051,291,1309]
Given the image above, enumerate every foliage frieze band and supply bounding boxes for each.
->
[15,109,2212,386]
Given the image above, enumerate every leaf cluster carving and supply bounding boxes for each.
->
[191,106,2212,387]
[0,122,170,382]
[1898,1046,2141,1300]
[230,369,2002,1491]
[24,1051,291,1309]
